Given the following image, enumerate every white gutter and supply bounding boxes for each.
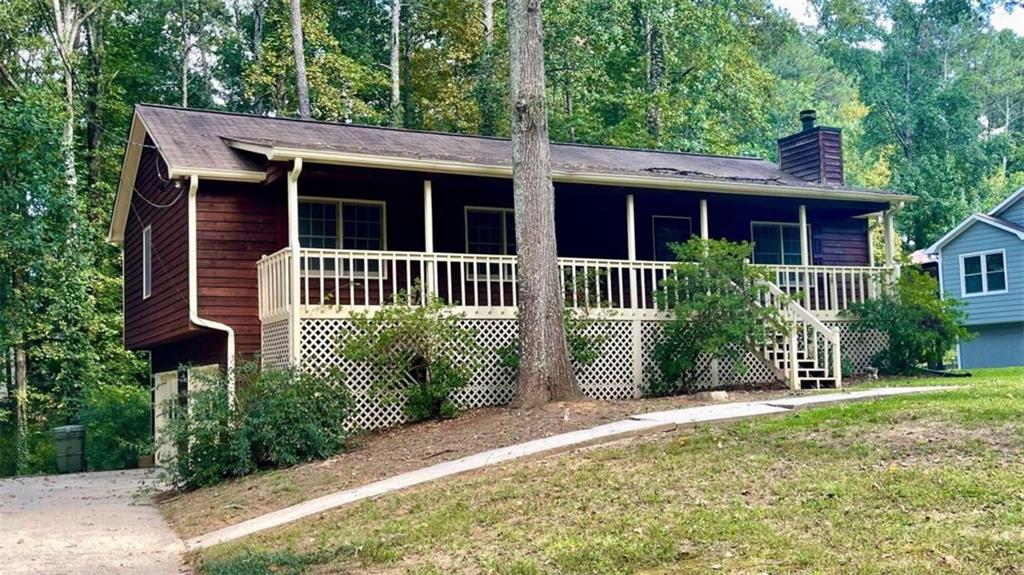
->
[186,174,236,400]
[287,159,303,364]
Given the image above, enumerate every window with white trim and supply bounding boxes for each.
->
[652,216,693,261]
[298,199,386,276]
[142,225,153,299]
[961,250,1007,296]
[751,222,806,265]
[465,207,515,279]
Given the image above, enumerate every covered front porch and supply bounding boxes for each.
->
[257,165,900,326]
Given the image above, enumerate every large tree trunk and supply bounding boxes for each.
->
[289,0,311,119]
[252,0,264,114]
[389,0,401,126]
[14,345,27,476]
[507,0,580,407]
[180,0,189,107]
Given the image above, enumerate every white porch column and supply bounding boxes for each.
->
[883,209,895,267]
[699,199,709,240]
[626,193,643,396]
[423,179,434,295]
[798,204,810,266]
[626,193,637,262]
[798,204,811,309]
[287,158,303,365]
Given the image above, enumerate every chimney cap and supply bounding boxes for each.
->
[799,109,817,132]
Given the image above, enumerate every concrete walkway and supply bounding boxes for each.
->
[187,385,950,550]
[0,469,187,575]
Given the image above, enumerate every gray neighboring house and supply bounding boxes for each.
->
[926,187,1024,369]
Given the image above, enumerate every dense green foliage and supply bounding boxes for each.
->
[846,267,970,374]
[649,239,785,395]
[341,287,481,422]
[2,0,1023,473]
[77,382,151,470]
[161,363,352,489]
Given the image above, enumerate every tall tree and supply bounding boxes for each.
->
[389,0,401,126]
[507,0,579,407]
[289,0,311,118]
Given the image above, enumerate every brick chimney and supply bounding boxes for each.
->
[777,110,844,186]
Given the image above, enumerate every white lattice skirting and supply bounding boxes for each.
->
[823,321,888,375]
[293,318,785,431]
[260,320,291,369]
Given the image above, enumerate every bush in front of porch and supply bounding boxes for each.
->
[161,362,352,489]
[649,238,786,396]
[846,267,969,374]
[340,285,482,422]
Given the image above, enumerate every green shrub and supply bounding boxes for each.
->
[648,238,786,396]
[236,364,353,467]
[161,362,352,489]
[161,376,251,489]
[845,267,970,374]
[340,286,481,422]
[76,383,150,470]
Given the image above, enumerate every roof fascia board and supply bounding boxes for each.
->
[166,166,266,182]
[925,214,1024,254]
[989,185,1024,217]
[253,145,911,205]
[108,112,163,244]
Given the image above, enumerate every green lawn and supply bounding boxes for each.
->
[195,368,1024,575]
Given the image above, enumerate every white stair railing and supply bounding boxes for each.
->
[756,280,843,390]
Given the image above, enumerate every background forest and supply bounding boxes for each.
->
[1,0,1022,474]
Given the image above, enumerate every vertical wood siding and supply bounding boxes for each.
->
[124,139,192,349]
[196,179,287,358]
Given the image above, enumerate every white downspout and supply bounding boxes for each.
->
[287,159,303,364]
[187,175,236,400]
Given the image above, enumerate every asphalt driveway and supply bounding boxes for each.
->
[0,469,186,574]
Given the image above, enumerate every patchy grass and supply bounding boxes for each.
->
[159,389,793,538]
[193,368,1024,574]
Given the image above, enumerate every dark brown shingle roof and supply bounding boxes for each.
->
[136,104,902,196]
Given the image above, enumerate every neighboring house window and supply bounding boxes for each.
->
[465,207,515,279]
[652,216,693,261]
[961,250,1007,296]
[142,225,152,299]
[751,222,806,265]
[298,198,386,276]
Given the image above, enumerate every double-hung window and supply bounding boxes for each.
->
[751,222,806,265]
[465,207,515,279]
[142,225,153,299]
[961,250,1007,296]
[298,199,386,276]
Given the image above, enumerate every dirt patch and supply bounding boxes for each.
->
[160,389,789,539]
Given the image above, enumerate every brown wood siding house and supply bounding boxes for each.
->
[110,105,909,379]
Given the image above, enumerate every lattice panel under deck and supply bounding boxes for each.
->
[824,322,887,375]
[575,321,639,400]
[260,320,290,369]
[640,322,780,394]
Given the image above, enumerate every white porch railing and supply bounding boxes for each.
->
[258,248,893,322]
[755,264,894,319]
